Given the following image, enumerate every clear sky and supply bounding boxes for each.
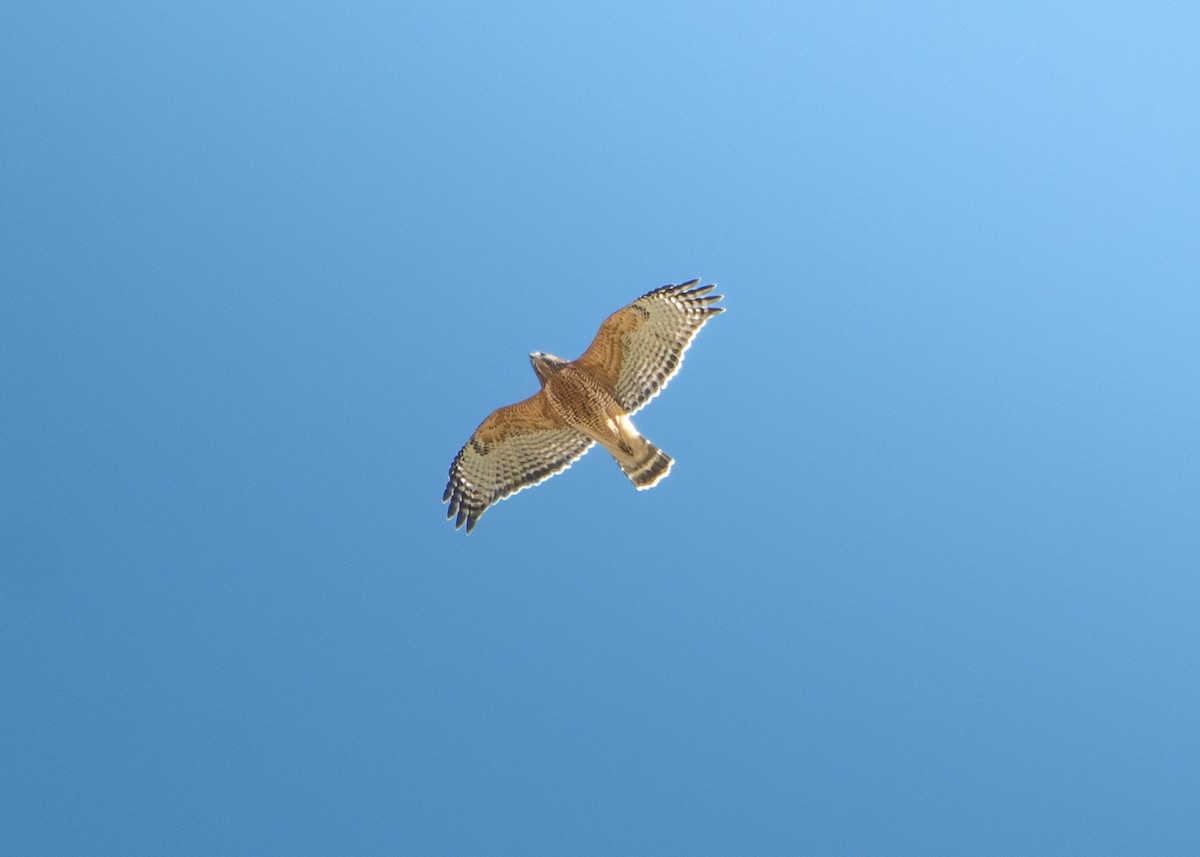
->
[3,1,1199,854]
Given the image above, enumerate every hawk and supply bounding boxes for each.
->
[443,279,724,533]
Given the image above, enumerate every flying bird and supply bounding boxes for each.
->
[442,279,725,533]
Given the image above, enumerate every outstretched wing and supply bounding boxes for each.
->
[572,279,724,414]
[443,392,594,533]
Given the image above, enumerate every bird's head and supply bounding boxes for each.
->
[529,351,567,383]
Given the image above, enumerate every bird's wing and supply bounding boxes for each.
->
[572,279,724,414]
[443,391,594,533]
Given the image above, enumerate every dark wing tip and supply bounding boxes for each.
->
[444,484,483,534]
[680,281,723,315]
[643,279,720,304]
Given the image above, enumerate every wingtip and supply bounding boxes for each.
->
[445,493,480,533]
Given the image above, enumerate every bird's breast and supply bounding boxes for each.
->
[544,367,623,435]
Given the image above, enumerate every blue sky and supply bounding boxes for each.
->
[3,1,1199,854]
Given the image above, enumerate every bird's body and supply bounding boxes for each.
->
[533,355,670,487]
[443,279,724,533]
[536,358,625,447]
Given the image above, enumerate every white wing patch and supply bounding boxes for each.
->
[443,427,594,533]
[613,281,724,414]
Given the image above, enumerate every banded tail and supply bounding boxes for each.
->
[617,438,673,490]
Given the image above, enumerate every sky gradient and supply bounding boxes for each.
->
[3,1,1199,854]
